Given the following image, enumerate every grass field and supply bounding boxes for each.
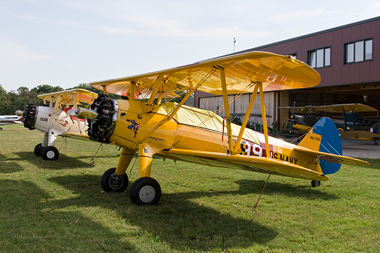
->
[0,124,379,252]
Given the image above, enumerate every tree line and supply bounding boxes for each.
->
[0,83,102,115]
[0,83,189,115]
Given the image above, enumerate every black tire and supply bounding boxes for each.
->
[101,168,128,192]
[34,143,43,156]
[41,146,59,161]
[130,177,161,205]
[311,180,321,187]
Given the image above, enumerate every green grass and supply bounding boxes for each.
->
[1,124,379,252]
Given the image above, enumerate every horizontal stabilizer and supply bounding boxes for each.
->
[294,146,370,167]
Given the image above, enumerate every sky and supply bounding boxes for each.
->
[1,0,380,92]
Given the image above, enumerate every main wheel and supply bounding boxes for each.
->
[34,143,43,156]
[101,168,128,192]
[41,146,59,161]
[130,177,161,205]
[311,180,321,187]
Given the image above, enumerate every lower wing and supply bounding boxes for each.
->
[160,148,330,181]
[62,132,90,141]
[340,130,380,140]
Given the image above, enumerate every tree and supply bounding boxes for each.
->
[6,87,35,113]
[71,83,100,94]
[0,84,10,114]
[31,84,64,94]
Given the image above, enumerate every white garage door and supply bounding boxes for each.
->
[198,92,278,130]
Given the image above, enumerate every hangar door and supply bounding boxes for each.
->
[198,92,278,129]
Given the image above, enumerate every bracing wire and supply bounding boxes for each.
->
[172,82,255,150]
[128,155,139,180]
[251,173,271,220]
[89,143,104,164]
[140,69,216,143]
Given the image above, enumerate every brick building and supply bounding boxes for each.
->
[194,16,380,128]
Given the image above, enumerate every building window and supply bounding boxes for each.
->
[345,38,373,64]
[308,47,331,68]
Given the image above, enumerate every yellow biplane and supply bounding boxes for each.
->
[281,103,380,144]
[23,89,98,160]
[71,51,370,205]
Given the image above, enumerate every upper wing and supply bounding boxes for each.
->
[37,89,98,105]
[159,148,329,181]
[90,51,321,97]
[318,103,378,113]
[280,103,378,113]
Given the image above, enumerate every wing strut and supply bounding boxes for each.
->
[53,95,62,113]
[146,77,162,106]
[220,67,233,152]
[101,85,107,94]
[232,83,260,154]
[140,68,216,143]
[259,83,270,158]
[129,82,136,101]
[72,93,77,109]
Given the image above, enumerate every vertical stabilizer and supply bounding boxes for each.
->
[298,117,342,174]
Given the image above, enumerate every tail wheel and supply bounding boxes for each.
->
[311,180,321,187]
[101,168,128,192]
[130,177,161,205]
[41,146,59,161]
[34,143,43,156]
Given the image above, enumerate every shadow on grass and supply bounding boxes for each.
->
[13,152,95,170]
[47,174,344,251]
[358,158,380,169]
[235,179,339,200]
[0,153,24,173]
[4,172,341,251]
[47,175,281,251]
[0,179,135,252]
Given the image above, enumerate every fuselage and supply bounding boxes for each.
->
[23,104,88,139]
[92,98,318,173]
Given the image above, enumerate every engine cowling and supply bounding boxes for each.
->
[23,103,37,130]
[87,93,118,143]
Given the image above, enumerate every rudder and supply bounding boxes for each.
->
[298,117,342,174]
